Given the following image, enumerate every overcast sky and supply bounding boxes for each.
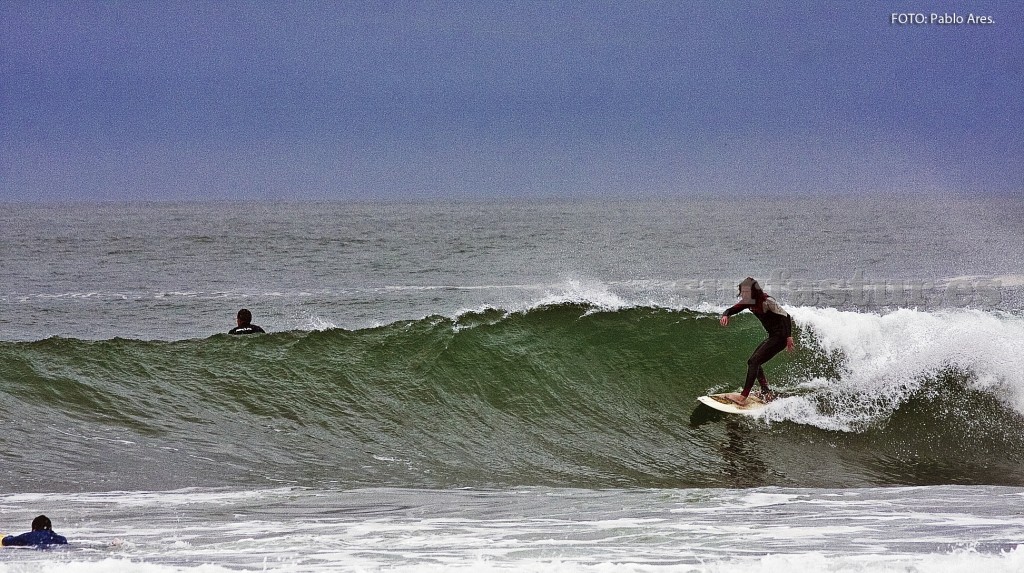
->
[1,1,1021,201]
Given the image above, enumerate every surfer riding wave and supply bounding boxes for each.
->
[719,277,796,405]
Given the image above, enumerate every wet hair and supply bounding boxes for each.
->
[31,515,52,531]
[737,277,767,302]
[236,308,253,325]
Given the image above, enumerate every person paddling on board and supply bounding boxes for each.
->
[719,277,795,405]
[229,308,266,335]
[2,515,68,547]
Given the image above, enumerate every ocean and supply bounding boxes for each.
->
[2,196,1024,571]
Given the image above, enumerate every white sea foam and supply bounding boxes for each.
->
[2,546,1023,573]
[759,307,1024,429]
[535,279,632,312]
[300,314,338,331]
[0,561,238,573]
[445,279,725,319]
[3,486,1023,573]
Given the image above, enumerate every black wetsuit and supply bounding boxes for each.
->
[229,324,266,335]
[723,296,794,397]
[2,529,68,547]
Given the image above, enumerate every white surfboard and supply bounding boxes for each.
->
[697,393,768,415]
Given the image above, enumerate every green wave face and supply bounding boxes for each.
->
[2,304,1023,492]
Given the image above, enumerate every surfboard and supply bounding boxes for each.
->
[697,393,768,415]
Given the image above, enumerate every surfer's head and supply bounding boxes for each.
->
[737,277,765,303]
[31,515,52,531]
[236,308,253,326]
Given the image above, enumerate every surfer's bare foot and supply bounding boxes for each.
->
[726,393,747,405]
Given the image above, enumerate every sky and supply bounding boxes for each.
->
[1,1,1021,201]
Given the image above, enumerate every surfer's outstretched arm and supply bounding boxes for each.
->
[720,302,748,327]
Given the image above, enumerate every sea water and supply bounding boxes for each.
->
[2,196,1023,571]
[3,487,1024,572]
